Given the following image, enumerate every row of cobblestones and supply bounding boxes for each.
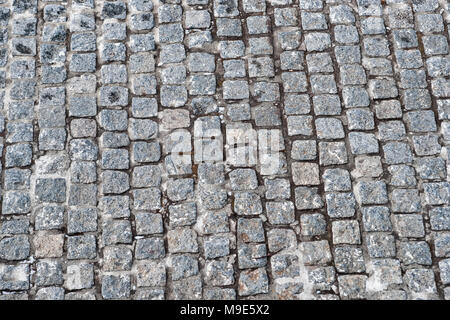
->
[0,0,449,300]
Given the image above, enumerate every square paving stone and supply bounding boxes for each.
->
[366,233,396,258]
[313,94,341,115]
[362,206,392,232]
[305,33,331,51]
[349,132,379,155]
[295,187,323,211]
[300,214,327,236]
[393,214,425,238]
[354,181,388,205]
[315,118,345,139]
[332,220,361,245]
[334,246,365,273]
[398,241,432,266]
[292,162,320,186]
[65,263,94,290]
[319,141,348,166]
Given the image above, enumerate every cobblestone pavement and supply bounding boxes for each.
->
[0,0,449,301]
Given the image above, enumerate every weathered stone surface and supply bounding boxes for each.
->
[1,0,447,301]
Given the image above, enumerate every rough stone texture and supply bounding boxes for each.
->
[0,0,448,301]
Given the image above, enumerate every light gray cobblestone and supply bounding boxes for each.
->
[0,0,448,301]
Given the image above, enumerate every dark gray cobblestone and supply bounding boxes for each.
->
[0,0,448,301]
